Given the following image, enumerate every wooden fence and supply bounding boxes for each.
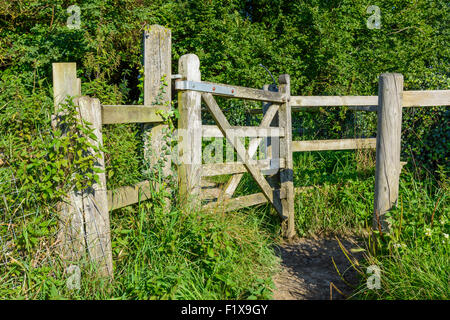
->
[50,25,450,278]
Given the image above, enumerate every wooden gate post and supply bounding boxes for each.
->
[143,25,172,179]
[278,74,296,240]
[373,73,404,232]
[178,54,202,206]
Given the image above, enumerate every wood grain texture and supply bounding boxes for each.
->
[202,193,269,212]
[143,25,172,179]
[291,95,378,107]
[191,80,285,103]
[76,97,113,278]
[292,138,376,152]
[201,125,284,138]
[52,63,85,270]
[52,62,80,108]
[178,54,202,206]
[107,180,152,211]
[248,90,449,113]
[203,188,287,211]
[102,105,164,124]
[201,159,286,177]
[249,105,378,113]
[403,90,450,107]
[202,92,284,218]
[199,187,222,200]
[221,91,281,199]
[278,74,296,238]
[373,73,404,232]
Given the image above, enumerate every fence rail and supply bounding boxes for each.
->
[248,90,450,114]
[102,105,163,124]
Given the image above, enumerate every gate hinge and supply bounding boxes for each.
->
[175,81,236,96]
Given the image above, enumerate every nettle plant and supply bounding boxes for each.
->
[51,98,104,194]
[0,97,103,259]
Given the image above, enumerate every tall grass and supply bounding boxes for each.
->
[0,184,280,299]
[292,150,376,237]
[288,149,449,300]
[1,142,447,300]
[107,195,280,300]
[354,171,449,300]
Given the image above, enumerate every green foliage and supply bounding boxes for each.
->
[0,0,449,300]
[102,123,144,189]
[354,171,449,299]
[0,81,105,298]
[108,195,278,300]
[401,107,449,174]
[1,0,448,170]
[0,182,279,300]
[291,151,376,237]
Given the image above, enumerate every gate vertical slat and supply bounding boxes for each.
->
[278,75,296,239]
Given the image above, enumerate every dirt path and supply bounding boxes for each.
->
[272,236,363,300]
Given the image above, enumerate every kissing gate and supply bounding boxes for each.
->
[51,25,450,278]
[176,54,296,240]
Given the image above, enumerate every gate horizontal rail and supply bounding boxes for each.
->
[292,138,376,152]
[175,80,285,103]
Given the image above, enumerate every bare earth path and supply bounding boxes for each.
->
[272,236,363,300]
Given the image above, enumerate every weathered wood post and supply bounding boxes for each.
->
[373,73,404,232]
[53,63,81,107]
[76,97,113,277]
[261,83,283,218]
[52,63,84,265]
[177,54,202,206]
[52,63,113,278]
[278,74,296,240]
[143,25,172,179]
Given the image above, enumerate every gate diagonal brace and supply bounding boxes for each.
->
[201,92,286,220]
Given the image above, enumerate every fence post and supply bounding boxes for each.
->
[178,54,202,206]
[77,97,113,277]
[278,74,296,240]
[52,62,81,107]
[373,73,404,232]
[52,63,112,278]
[52,62,85,266]
[143,25,172,179]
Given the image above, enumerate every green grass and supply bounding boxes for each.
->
[1,147,448,300]
[205,149,449,300]
[353,171,449,300]
[288,150,449,300]
[0,185,280,299]
[107,195,279,300]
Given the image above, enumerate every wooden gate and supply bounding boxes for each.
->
[176,54,296,239]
